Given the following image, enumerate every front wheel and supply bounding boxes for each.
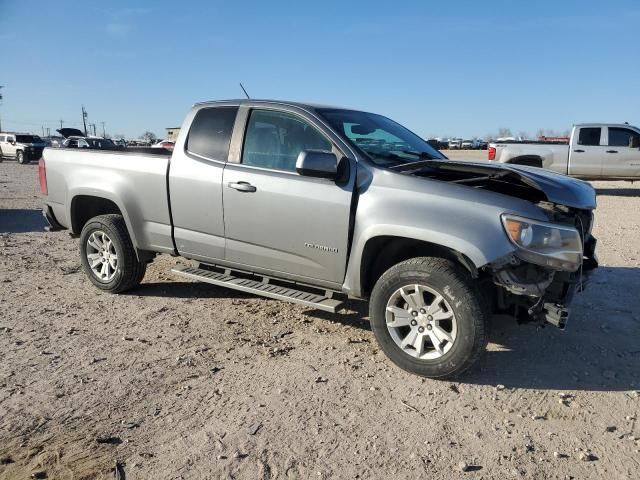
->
[17,150,28,164]
[369,257,487,378]
[79,214,146,293]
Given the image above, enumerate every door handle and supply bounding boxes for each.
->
[606,150,618,154]
[573,149,585,153]
[228,181,257,192]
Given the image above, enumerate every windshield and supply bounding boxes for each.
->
[318,109,445,166]
[16,135,43,143]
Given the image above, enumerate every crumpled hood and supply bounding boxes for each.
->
[497,162,596,209]
[404,159,597,210]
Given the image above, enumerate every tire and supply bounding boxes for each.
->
[369,257,487,379]
[17,150,29,164]
[79,214,146,293]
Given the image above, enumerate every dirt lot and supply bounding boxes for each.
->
[1,156,639,479]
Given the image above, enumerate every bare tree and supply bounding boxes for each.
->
[497,128,512,138]
[141,131,157,145]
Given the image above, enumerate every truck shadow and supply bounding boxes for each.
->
[595,187,640,197]
[128,281,255,300]
[458,265,640,391]
[310,267,640,392]
[0,209,47,233]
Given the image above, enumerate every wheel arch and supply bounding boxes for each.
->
[507,155,543,168]
[357,235,479,299]
[69,194,144,259]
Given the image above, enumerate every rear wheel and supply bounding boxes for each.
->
[79,214,146,293]
[369,257,487,378]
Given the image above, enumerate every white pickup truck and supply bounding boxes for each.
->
[488,123,640,180]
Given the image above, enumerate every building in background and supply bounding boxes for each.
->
[165,127,180,141]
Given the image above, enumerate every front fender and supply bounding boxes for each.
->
[342,168,547,298]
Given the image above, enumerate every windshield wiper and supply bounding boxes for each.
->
[401,150,438,159]
[389,158,447,171]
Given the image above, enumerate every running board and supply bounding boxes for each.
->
[171,265,343,313]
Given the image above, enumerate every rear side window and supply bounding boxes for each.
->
[0,136,5,142]
[608,127,640,147]
[186,107,238,161]
[578,127,601,146]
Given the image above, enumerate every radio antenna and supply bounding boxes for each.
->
[239,82,250,99]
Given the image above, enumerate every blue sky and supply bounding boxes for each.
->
[1,0,639,139]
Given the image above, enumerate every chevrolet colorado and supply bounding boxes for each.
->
[40,100,598,378]
[489,123,640,180]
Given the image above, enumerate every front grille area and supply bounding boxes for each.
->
[28,147,44,159]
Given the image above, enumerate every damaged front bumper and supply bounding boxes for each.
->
[492,235,598,330]
[539,236,598,329]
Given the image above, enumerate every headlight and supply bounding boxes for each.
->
[501,214,583,271]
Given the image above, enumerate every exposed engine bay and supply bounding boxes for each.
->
[394,159,599,330]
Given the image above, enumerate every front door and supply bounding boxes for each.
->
[3,135,16,157]
[222,108,353,284]
[605,126,640,177]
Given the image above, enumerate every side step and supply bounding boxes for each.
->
[171,265,344,313]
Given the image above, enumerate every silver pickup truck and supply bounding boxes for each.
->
[40,99,598,378]
[488,123,640,180]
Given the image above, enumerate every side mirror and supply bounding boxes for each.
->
[296,150,338,179]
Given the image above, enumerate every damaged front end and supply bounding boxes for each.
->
[487,206,598,329]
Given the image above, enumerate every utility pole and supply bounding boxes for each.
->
[100,121,106,137]
[42,126,45,137]
[0,86,4,132]
[82,105,88,136]
[60,119,64,130]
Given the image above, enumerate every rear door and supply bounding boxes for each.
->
[604,126,640,177]
[169,105,239,261]
[222,106,354,285]
[570,127,605,177]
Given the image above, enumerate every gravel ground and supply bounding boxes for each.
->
[1,157,639,479]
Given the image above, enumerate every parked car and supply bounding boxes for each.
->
[40,99,598,378]
[44,136,66,148]
[0,132,46,164]
[448,138,462,149]
[56,128,119,151]
[461,139,475,149]
[152,140,175,151]
[63,136,119,150]
[488,123,640,180]
[427,138,449,150]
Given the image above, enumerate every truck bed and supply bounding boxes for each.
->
[43,147,174,253]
